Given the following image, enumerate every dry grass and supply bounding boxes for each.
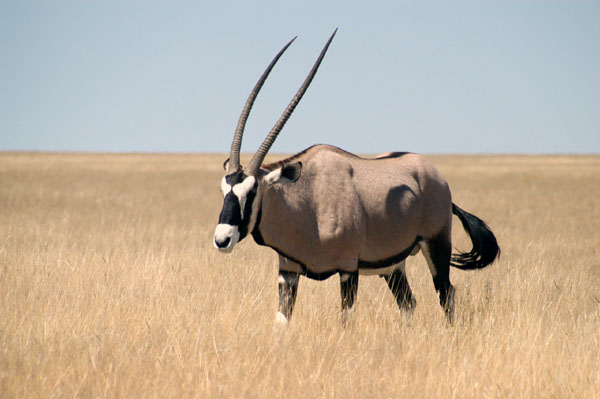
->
[1,152,599,398]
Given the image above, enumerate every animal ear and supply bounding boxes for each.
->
[281,162,302,182]
[264,162,302,185]
[222,158,230,171]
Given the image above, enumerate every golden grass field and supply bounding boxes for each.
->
[1,152,599,398]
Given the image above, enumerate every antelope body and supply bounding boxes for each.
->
[214,30,499,324]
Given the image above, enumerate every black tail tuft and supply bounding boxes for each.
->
[451,203,500,270]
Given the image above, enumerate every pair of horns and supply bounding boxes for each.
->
[228,29,337,176]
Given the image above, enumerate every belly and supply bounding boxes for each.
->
[358,264,398,276]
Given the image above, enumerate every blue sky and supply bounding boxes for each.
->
[1,1,599,154]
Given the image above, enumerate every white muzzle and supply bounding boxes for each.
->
[213,223,240,253]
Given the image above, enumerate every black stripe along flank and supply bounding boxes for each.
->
[357,236,422,269]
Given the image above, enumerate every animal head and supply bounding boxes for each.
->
[213,30,336,252]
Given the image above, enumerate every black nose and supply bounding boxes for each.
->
[215,236,231,249]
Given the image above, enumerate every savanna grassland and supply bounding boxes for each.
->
[1,152,599,398]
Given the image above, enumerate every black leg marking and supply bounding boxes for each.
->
[422,232,455,323]
[433,276,455,323]
[340,272,359,326]
[277,270,299,324]
[383,266,417,312]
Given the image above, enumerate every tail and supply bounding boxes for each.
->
[450,203,500,270]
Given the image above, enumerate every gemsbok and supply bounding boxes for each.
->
[213,30,500,325]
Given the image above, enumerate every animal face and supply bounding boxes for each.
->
[213,162,302,252]
[214,170,259,252]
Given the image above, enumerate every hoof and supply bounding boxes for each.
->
[275,311,289,328]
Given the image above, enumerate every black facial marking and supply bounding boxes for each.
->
[237,188,256,239]
[218,192,242,225]
[224,171,248,186]
[217,170,258,241]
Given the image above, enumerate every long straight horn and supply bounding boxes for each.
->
[246,29,337,176]
[228,37,297,173]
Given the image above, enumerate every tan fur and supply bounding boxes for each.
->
[256,145,452,275]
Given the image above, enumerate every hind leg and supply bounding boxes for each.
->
[420,233,456,322]
[381,261,417,312]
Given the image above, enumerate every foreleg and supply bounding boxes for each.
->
[339,271,359,326]
[276,270,299,326]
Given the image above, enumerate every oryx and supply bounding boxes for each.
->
[214,30,499,325]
